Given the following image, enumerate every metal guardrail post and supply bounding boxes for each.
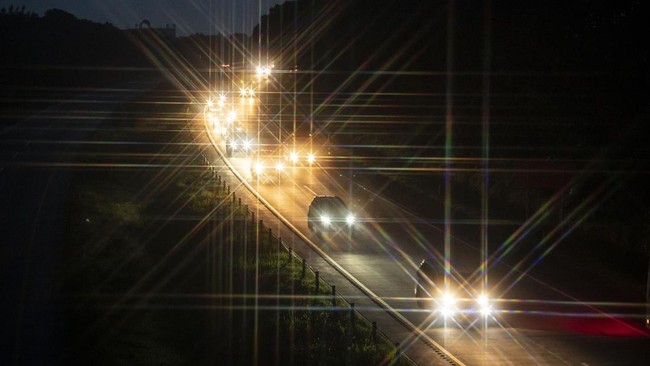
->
[331,285,336,307]
[203,104,426,366]
[315,271,320,293]
[350,303,356,333]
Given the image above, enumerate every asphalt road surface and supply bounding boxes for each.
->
[196,97,650,365]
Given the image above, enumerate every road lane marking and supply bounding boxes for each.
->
[302,185,319,197]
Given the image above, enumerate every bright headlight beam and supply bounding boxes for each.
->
[320,215,330,226]
[253,162,265,174]
[307,152,315,164]
[227,110,237,122]
[346,214,355,225]
[275,162,285,172]
[478,295,492,316]
[438,293,457,318]
[256,65,271,79]
[289,151,299,164]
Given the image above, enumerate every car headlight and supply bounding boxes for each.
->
[438,293,457,318]
[275,162,285,172]
[307,152,316,164]
[477,294,492,316]
[253,162,265,174]
[242,139,252,151]
[346,214,355,225]
[230,140,238,149]
[320,215,330,226]
[289,151,299,164]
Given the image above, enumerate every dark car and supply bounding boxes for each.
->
[414,259,494,320]
[307,196,355,236]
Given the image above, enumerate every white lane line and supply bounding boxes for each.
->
[302,185,320,197]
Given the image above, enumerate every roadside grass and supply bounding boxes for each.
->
[61,85,412,365]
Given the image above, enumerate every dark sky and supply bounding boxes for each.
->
[0,0,284,35]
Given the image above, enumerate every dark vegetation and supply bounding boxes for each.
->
[0,7,154,87]
[60,86,409,365]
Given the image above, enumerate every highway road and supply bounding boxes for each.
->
[196,94,650,365]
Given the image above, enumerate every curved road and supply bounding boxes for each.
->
[194,95,650,365]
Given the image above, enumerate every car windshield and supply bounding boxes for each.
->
[326,199,348,217]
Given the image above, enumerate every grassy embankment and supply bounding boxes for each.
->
[61,84,412,365]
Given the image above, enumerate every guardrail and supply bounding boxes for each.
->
[198,111,465,366]
[196,156,414,364]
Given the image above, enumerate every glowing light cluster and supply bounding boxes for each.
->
[240,86,255,98]
[256,64,273,79]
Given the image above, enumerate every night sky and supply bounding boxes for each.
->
[0,0,283,35]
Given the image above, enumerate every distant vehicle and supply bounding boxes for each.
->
[307,196,355,237]
[414,259,494,320]
[248,138,316,184]
[225,124,253,157]
[249,155,287,183]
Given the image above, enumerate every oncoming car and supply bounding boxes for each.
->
[307,196,355,237]
[414,259,495,322]
[249,158,287,183]
[225,129,253,157]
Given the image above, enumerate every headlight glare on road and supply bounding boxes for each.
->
[478,294,492,316]
[256,65,272,79]
[320,215,330,226]
[242,139,252,151]
[239,86,255,98]
[253,162,265,174]
[346,214,355,225]
[438,293,457,318]
[227,110,237,123]
[289,151,299,164]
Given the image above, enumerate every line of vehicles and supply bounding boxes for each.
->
[203,82,497,326]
